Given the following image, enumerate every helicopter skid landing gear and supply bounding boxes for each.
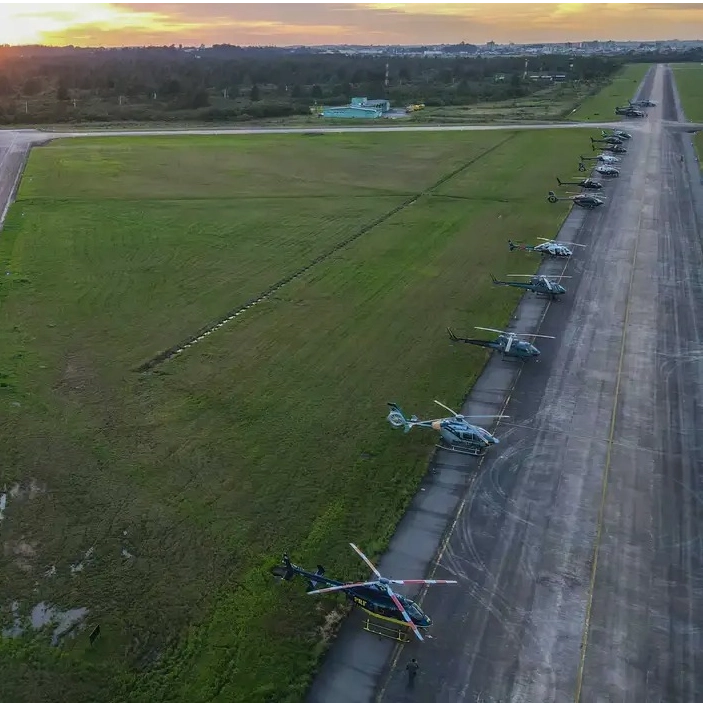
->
[363,618,410,643]
[435,442,485,457]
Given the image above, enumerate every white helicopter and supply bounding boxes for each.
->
[509,237,587,259]
[580,163,620,177]
[580,153,621,165]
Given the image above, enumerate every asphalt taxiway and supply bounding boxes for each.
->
[366,64,703,703]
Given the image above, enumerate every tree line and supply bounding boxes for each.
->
[0,45,675,125]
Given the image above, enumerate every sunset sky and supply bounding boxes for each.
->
[1,3,703,48]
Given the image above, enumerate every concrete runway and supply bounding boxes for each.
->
[362,65,703,703]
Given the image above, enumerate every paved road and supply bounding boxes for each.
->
[367,63,703,703]
[48,122,625,138]
[23,120,703,140]
[0,131,35,227]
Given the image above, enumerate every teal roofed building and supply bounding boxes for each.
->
[322,97,391,119]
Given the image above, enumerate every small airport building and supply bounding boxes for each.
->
[322,97,391,119]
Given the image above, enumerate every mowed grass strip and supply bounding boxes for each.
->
[22,133,509,200]
[569,63,650,122]
[672,64,703,163]
[1,197,409,368]
[0,129,589,703]
[3,133,510,373]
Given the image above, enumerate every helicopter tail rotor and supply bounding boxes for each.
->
[387,402,412,432]
[272,552,299,581]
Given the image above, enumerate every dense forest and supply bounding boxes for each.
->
[0,44,698,125]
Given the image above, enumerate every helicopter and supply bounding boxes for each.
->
[580,153,620,164]
[615,105,645,118]
[387,400,507,456]
[490,273,570,300]
[630,98,656,108]
[448,327,555,361]
[547,190,605,209]
[578,162,620,177]
[590,139,627,154]
[594,134,624,145]
[602,129,632,140]
[271,544,457,641]
[556,176,602,190]
[509,237,587,258]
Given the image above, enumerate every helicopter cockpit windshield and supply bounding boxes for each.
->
[474,426,493,443]
[404,600,424,620]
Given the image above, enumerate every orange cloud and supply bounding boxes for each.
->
[2,3,703,47]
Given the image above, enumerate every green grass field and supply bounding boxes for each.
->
[671,63,703,163]
[1,129,591,703]
[568,63,650,121]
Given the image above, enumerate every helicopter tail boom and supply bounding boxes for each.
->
[275,554,332,590]
[508,239,530,252]
[447,328,494,349]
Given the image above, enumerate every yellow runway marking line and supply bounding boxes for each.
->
[573,207,643,702]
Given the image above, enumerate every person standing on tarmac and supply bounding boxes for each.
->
[406,658,419,688]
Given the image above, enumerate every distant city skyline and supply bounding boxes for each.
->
[2,3,703,48]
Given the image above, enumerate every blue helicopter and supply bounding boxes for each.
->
[593,133,624,145]
[387,400,507,456]
[590,138,627,153]
[547,190,605,209]
[448,327,554,361]
[490,273,571,300]
[271,543,457,641]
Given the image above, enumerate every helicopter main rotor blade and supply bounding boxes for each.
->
[307,580,377,595]
[387,578,459,585]
[350,543,382,579]
[463,414,510,419]
[537,238,586,247]
[506,274,572,279]
[433,400,459,416]
[386,587,424,642]
[514,333,556,339]
[475,326,509,335]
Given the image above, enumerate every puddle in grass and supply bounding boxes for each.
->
[3,600,89,645]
